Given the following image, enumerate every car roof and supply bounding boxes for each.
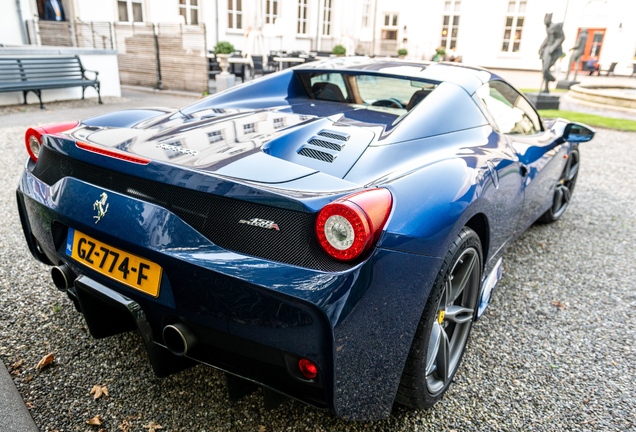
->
[296,57,501,95]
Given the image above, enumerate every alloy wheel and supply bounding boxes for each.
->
[425,247,480,395]
[551,149,580,219]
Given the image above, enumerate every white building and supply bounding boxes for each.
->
[2,0,636,75]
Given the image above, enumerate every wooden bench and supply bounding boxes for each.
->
[0,55,102,109]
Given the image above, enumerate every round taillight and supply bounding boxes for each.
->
[316,188,393,262]
[298,358,317,379]
[316,202,372,261]
[25,128,43,163]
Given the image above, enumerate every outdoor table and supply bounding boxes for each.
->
[274,57,305,69]
[228,57,253,80]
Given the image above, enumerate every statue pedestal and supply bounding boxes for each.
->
[556,80,580,90]
[525,92,560,110]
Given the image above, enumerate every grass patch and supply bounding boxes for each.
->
[538,110,636,132]
[520,88,569,94]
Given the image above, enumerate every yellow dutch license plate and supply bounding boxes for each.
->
[66,228,162,297]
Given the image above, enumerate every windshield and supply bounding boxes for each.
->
[300,72,439,115]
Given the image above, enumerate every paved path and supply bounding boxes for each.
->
[0,362,38,432]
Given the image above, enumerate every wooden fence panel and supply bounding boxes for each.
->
[157,23,208,93]
[114,23,158,89]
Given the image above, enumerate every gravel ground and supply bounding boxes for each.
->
[0,125,634,432]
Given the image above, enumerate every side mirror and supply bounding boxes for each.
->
[563,122,595,143]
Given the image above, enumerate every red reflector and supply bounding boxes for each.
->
[298,358,317,379]
[76,142,151,164]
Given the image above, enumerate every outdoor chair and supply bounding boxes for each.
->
[252,55,276,77]
[266,55,278,73]
[603,62,618,76]
[230,53,245,82]
[208,51,221,79]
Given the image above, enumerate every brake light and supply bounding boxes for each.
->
[316,188,393,261]
[24,122,79,162]
[76,142,150,164]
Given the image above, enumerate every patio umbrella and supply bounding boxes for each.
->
[244,0,265,57]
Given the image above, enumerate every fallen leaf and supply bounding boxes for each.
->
[90,385,109,400]
[612,361,617,366]
[87,415,102,426]
[551,300,566,310]
[97,429,107,432]
[35,353,54,370]
[336,345,343,352]
[258,426,267,432]
[26,402,34,409]
[11,359,24,369]
[24,376,33,383]
[118,419,131,432]
[11,369,20,376]
[144,421,162,432]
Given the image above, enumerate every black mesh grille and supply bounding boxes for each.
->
[318,131,349,141]
[298,147,335,163]
[307,138,343,151]
[32,146,354,272]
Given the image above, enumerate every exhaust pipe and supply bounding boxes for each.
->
[163,322,198,356]
[51,264,75,291]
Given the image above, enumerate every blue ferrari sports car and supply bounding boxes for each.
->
[16,58,594,420]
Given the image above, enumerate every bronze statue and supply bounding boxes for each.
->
[538,13,565,93]
[565,29,588,81]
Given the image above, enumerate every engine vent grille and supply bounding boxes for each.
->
[31,146,355,272]
[317,130,349,141]
[297,147,335,163]
[307,138,343,151]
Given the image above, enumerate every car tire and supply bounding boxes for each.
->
[537,145,580,224]
[395,227,482,409]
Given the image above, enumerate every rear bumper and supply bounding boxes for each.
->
[16,163,443,420]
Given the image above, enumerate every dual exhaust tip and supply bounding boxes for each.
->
[51,264,74,291]
[163,322,198,357]
[51,264,197,357]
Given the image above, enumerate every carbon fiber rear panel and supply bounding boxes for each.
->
[32,146,354,272]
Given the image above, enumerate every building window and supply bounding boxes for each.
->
[501,0,526,52]
[362,0,371,27]
[265,0,278,24]
[243,123,256,134]
[381,13,399,40]
[118,0,144,22]
[228,0,242,29]
[297,0,308,34]
[179,0,199,25]
[208,130,224,143]
[440,0,460,49]
[322,0,332,36]
[273,118,285,129]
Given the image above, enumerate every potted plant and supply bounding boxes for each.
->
[398,48,408,59]
[332,45,346,57]
[214,41,235,74]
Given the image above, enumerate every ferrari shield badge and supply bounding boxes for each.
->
[93,192,109,224]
